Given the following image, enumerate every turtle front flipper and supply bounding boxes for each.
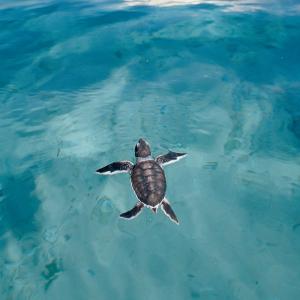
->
[155,151,186,166]
[161,198,179,225]
[120,202,144,220]
[96,161,133,175]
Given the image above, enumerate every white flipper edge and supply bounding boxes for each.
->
[96,161,133,175]
[161,154,187,166]
[161,198,179,225]
[156,151,187,167]
[120,202,144,220]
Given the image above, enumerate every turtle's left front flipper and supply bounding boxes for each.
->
[161,198,179,225]
[96,161,133,175]
[156,151,186,166]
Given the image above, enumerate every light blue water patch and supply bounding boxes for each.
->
[1,1,300,299]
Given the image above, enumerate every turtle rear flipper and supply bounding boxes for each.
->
[161,198,179,225]
[120,202,144,220]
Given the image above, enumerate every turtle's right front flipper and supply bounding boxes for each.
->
[120,202,144,220]
[96,161,133,175]
[155,151,187,166]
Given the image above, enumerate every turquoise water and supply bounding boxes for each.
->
[1,0,300,299]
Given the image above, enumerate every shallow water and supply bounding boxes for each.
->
[1,1,300,299]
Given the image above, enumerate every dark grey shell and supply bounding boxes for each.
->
[131,160,166,207]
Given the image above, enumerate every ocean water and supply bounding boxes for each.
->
[1,0,300,299]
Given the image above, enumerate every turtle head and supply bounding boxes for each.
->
[135,138,151,158]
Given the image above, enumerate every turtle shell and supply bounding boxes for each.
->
[131,160,166,207]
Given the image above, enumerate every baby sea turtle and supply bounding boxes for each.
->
[96,138,187,224]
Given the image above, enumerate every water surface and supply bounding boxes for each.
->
[1,1,300,299]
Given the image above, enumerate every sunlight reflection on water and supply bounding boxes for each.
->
[1,1,300,299]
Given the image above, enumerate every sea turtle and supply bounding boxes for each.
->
[96,138,186,224]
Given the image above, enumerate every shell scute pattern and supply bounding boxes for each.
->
[131,160,166,206]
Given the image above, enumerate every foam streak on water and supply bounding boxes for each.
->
[0,1,300,299]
